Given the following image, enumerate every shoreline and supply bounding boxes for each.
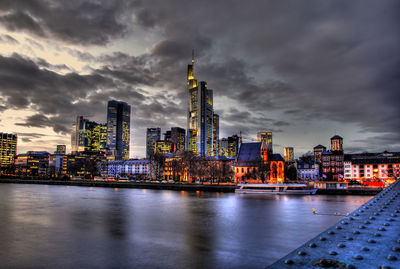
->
[0,178,382,194]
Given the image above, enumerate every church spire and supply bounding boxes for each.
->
[191,49,195,64]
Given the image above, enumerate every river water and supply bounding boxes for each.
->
[0,183,372,268]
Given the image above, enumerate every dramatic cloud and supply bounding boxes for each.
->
[0,0,399,156]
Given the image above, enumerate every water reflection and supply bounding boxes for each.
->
[0,184,372,268]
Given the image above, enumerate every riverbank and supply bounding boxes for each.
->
[0,178,237,192]
[0,178,383,194]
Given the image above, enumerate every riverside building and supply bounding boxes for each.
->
[0,132,17,167]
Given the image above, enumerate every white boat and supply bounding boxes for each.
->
[235,183,317,195]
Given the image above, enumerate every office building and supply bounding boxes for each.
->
[146,128,161,159]
[56,145,66,155]
[187,55,215,156]
[284,147,294,162]
[164,127,186,152]
[71,116,107,152]
[155,140,173,155]
[106,100,131,160]
[213,114,219,156]
[257,131,273,155]
[15,151,49,176]
[0,133,17,167]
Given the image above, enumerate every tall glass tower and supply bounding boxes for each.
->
[187,53,214,156]
[106,100,131,160]
[146,128,161,159]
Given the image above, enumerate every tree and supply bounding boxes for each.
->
[150,152,166,180]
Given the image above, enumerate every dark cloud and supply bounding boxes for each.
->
[0,0,399,155]
[0,0,134,45]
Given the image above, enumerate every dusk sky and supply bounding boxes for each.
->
[0,0,399,158]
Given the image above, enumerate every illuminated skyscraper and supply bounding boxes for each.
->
[71,116,107,153]
[164,127,186,152]
[284,147,294,162]
[146,128,161,159]
[106,100,131,160]
[0,133,17,166]
[212,114,219,156]
[56,145,66,155]
[187,53,214,156]
[257,131,273,155]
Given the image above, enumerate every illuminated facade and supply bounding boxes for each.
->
[284,147,294,162]
[212,114,219,156]
[56,145,66,155]
[187,55,215,156]
[313,144,326,163]
[0,133,17,167]
[15,151,49,176]
[296,160,319,181]
[257,131,273,155]
[146,128,161,159]
[106,100,131,160]
[154,140,173,155]
[343,152,400,182]
[71,116,107,152]
[164,127,186,152]
[100,160,150,178]
[218,135,239,158]
[321,135,344,180]
[233,142,284,183]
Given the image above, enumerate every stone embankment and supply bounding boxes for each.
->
[267,180,400,269]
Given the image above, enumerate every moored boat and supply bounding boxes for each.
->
[235,183,317,195]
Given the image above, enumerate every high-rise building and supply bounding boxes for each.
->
[0,133,17,166]
[187,55,214,156]
[155,140,173,155]
[257,131,273,155]
[213,114,219,156]
[71,116,107,153]
[165,127,186,152]
[219,138,229,157]
[284,147,294,162]
[106,100,131,160]
[228,135,240,158]
[146,128,161,159]
[56,145,66,155]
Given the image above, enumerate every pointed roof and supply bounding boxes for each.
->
[331,135,343,140]
[236,142,262,162]
[313,144,326,149]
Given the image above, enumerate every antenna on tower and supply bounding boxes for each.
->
[191,49,195,64]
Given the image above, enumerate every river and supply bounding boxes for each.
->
[0,183,372,268]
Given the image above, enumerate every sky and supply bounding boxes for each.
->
[0,0,399,158]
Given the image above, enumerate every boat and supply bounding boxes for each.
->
[235,183,317,195]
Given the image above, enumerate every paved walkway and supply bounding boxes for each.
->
[268,180,400,269]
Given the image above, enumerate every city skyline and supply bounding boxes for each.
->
[0,0,399,158]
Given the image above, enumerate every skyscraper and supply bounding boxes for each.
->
[165,127,186,152]
[284,147,294,162]
[257,131,273,155]
[71,116,107,152]
[213,114,219,156]
[187,53,214,156]
[0,133,17,166]
[146,128,161,159]
[106,100,131,160]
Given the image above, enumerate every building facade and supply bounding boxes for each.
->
[146,128,161,159]
[71,116,107,152]
[164,127,186,152]
[296,160,319,181]
[284,147,294,162]
[106,100,131,160]
[15,151,49,176]
[187,56,215,156]
[313,144,326,164]
[100,160,150,179]
[212,114,219,156]
[154,140,173,155]
[0,132,17,167]
[343,152,400,182]
[257,131,273,155]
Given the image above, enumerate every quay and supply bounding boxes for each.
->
[0,178,237,192]
[267,180,400,269]
[0,178,383,194]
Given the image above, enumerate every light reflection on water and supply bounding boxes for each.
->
[0,184,372,268]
